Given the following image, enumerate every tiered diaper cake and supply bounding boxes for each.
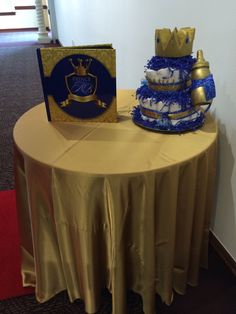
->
[132,27,216,132]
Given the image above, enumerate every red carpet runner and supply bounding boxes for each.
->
[0,190,34,300]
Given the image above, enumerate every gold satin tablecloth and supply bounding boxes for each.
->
[13,90,217,314]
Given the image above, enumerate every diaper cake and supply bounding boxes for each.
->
[132,27,216,132]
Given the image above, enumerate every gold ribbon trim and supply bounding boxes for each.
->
[61,93,106,108]
[148,79,191,92]
[141,106,200,120]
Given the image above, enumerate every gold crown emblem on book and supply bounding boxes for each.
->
[155,27,195,58]
[69,58,92,75]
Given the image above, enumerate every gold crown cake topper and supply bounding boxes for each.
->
[155,27,195,58]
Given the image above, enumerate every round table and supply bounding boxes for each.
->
[14,90,217,314]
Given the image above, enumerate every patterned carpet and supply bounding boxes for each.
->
[0,45,44,190]
[0,290,113,314]
[0,289,148,314]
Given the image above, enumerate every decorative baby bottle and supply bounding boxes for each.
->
[191,50,216,111]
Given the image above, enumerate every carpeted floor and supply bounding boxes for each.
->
[0,44,45,190]
[0,31,39,48]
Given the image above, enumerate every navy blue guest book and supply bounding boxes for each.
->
[37,44,117,122]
